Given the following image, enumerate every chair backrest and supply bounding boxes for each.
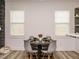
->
[24,40,32,53]
[48,40,56,53]
[42,38,49,42]
[46,36,52,40]
[29,36,39,42]
[42,36,52,42]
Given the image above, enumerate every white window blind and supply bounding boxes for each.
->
[10,11,24,35]
[55,11,70,35]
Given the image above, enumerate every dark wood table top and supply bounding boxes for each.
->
[30,41,50,50]
[31,41,49,45]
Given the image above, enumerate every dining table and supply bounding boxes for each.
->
[30,41,50,59]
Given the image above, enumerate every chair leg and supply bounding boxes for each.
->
[52,53,54,59]
[25,52,29,59]
[48,54,50,59]
[42,53,45,59]
[30,53,32,59]
[35,53,38,59]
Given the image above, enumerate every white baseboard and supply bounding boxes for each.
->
[75,50,79,53]
[56,48,75,51]
[11,48,24,51]
[11,48,76,51]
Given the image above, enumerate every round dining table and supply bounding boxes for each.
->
[30,41,49,59]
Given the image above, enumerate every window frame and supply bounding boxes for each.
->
[10,10,25,36]
[54,10,70,36]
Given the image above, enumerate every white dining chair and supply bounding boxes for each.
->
[42,40,56,59]
[24,40,38,59]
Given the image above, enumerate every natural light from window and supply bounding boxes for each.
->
[55,10,70,36]
[10,11,24,35]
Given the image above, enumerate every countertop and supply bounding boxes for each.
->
[66,33,79,38]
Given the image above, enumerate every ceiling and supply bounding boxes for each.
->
[5,0,79,2]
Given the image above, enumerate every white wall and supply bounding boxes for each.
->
[5,1,79,50]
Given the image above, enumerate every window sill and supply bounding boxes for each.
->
[10,35,25,39]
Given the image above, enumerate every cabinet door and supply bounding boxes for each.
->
[75,8,79,33]
[0,0,5,48]
[57,38,75,51]
[76,38,79,52]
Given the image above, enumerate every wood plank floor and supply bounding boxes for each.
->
[0,51,79,59]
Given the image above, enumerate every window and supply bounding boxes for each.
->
[10,11,24,35]
[55,11,70,35]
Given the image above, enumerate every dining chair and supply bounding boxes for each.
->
[42,40,56,59]
[24,40,38,59]
[29,36,39,42]
[42,36,52,42]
